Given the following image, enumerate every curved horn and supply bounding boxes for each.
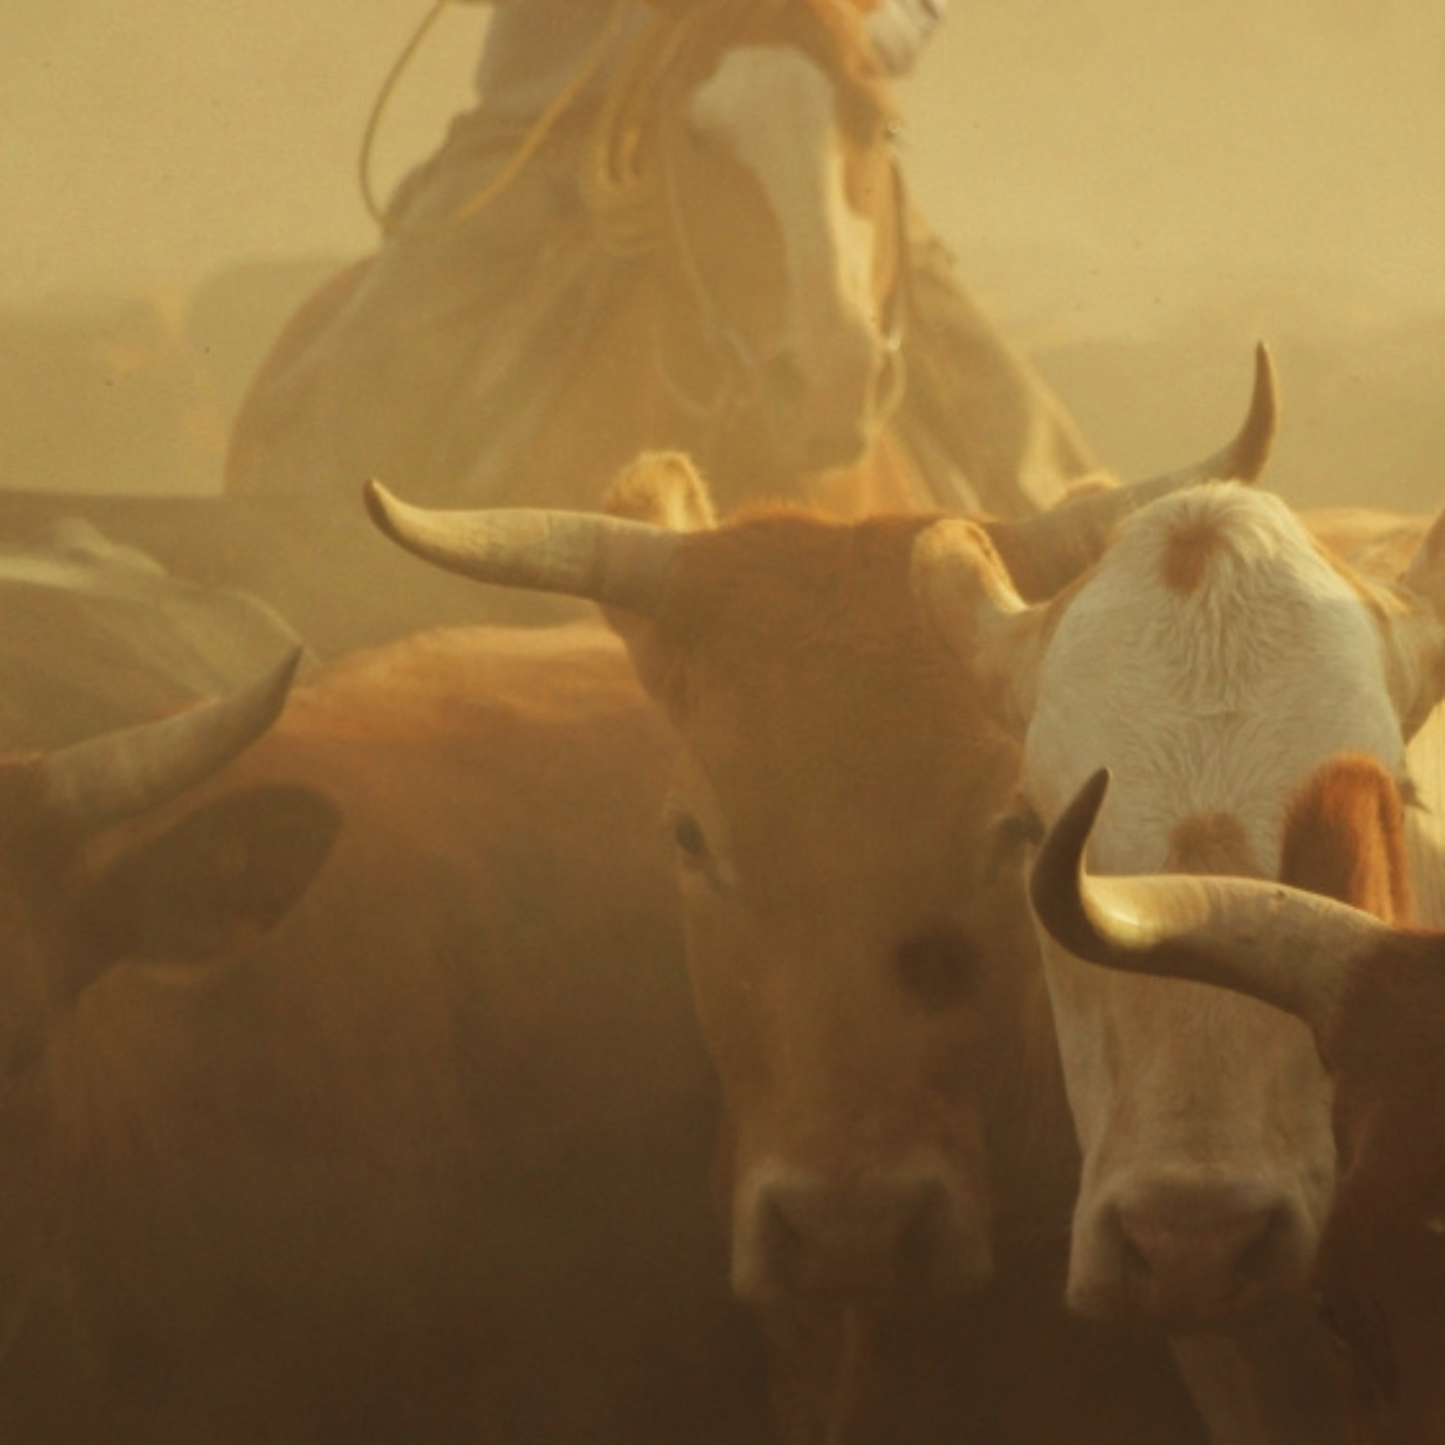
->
[988,342,1278,600]
[364,480,681,618]
[1029,766,1376,1036]
[32,646,303,838]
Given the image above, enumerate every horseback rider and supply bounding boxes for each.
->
[226,0,1094,517]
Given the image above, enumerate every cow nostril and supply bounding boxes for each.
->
[897,1182,949,1279]
[894,925,978,1010]
[744,1173,977,1299]
[760,1192,806,1269]
[1121,1228,1151,1280]
[1234,1209,1279,1281]
[1115,1198,1286,1302]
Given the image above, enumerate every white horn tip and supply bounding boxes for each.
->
[362,477,406,542]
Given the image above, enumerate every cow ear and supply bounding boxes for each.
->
[1278,753,1412,925]
[601,451,716,706]
[910,518,1048,735]
[603,451,717,534]
[1383,507,1445,738]
[74,784,340,994]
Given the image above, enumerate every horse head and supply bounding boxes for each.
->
[583,0,934,492]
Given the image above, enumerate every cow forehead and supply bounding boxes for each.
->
[656,514,1024,879]
[673,689,1015,886]
[1025,487,1407,863]
[682,613,1008,784]
[662,661,1018,920]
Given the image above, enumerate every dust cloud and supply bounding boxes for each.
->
[3,0,1443,506]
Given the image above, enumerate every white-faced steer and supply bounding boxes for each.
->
[1030,759,1445,1445]
[913,481,1445,1443]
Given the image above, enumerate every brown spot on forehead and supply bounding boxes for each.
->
[1160,513,1230,596]
[1166,812,1262,877]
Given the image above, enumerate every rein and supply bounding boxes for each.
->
[578,3,756,436]
[576,0,910,441]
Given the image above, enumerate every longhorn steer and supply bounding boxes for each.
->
[0,622,764,1444]
[360,347,1273,1444]
[914,481,1445,1443]
[1030,760,1445,1445]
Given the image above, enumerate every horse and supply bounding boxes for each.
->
[224,0,1094,522]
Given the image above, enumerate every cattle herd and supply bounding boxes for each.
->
[5,360,1442,1443]
[6,4,1445,1444]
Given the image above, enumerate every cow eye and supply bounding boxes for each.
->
[894,926,978,1010]
[669,809,710,867]
[996,804,1043,854]
[1314,1289,1347,1346]
[986,802,1044,880]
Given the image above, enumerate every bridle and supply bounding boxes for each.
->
[656,102,909,438]
[580,0,910,457]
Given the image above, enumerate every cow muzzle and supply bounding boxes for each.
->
[1073,1178,1313,1330]
[731,1164,991,1304]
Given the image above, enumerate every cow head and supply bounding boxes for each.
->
[913,481,1445,1337]
[1030,764,1445,1445]
[0,653,338,1358]
[371,457,1033,1308]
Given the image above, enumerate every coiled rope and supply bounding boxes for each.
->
[576,7,686,259]
[357,0,870,256]
[358,0,639,240]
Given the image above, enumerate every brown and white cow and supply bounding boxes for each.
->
[1029,760,1445,1445]
[913,482,1445,1443]
[0,622,770,1444]
[361,357,1274,1444]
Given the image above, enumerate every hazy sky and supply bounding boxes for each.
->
[1,3,483,304]
[915,0,1445,337]
[5,0,1443,338]
[3,0,1444,511]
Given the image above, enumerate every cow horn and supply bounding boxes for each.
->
[1029,766,1372,1036]
[987,342,1278,600]
[32,647,303,838]
[364,480,681,618]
